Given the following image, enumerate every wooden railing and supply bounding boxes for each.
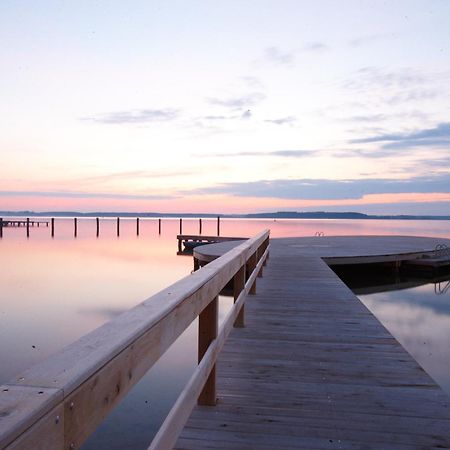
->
[0,230,270,449]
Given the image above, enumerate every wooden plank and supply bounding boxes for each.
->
[176,241,450,449]
[149,247,269,449]
[0,385,62,449]
[7,403,64,450]
[2,230,270,448]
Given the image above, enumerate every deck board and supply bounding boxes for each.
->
[175,240,450,449]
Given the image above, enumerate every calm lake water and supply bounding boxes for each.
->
[1,217,449,448]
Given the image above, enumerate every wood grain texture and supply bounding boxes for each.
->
[175,240,450,449]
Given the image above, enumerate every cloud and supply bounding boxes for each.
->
[341,66,440,106]
[240,76,264,89]
[241,110,252,120]
[200,149,315,158]
[264,46,294,65]
[303,42,328,52]
[83,108,179,124]
[342,111,429,123]
[207,92,265,110]
[76,170,195,184]
[348,33,393,47]
[352,122,450,150]
[265,116,297,125]
[0,190,174,200]
[188,173,450,201]
[343,66,426,91]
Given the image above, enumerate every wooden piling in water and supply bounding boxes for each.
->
[96,217,99,237]
[116,217,120,236]
[158,218,161,235]
[136,217,140,236]
[199,218,202,234]
[51,218,54,237]
[0,218,3,238]
[74,218,77,237]
[217,216,220,236]
[26,218,30,238]
[179,218,183,235]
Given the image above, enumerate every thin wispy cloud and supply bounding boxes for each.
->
[188,173,450,201]
[303,41,328,52]
[265,116,297,125]
[352,122,450,150]
[76,170,195,184]
[240,76,264,89]
[349,33,393,47]
[0,190,174,200]
[207,93,266,110]
[196,149,316,158]
[264,46,295,65]
[83,108,179,124]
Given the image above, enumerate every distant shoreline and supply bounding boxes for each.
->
[1,211,449,220]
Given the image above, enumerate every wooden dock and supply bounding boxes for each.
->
[2,233,450,449]
[176,237,450,449]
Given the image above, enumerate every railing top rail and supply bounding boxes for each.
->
[0,229,269,449]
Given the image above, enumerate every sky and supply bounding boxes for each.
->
[1,0,450,214]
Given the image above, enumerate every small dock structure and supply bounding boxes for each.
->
[177,234,246,255]
[1,233,450,449]
[0,219,49,228]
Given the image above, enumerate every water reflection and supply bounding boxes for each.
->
[1,218,450,448]
[340,269,450,396]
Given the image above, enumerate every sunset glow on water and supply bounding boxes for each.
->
[0,218,449,448]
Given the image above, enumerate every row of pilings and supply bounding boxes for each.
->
[0,216,221,238]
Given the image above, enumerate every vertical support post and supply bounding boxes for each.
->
[193,257,200,272]
[233,265,246,327]
[116,217,120,237]
[37,222,40,228]
[198,297,218,406]
[51,218,55,237]
[26,218,30,238]
[257,248,263,277]
[74,218,77,238]
[199,218,202,234]
[96,217,100,237]
[158,218,161,235]
[179,218,183,235]
[178,238,182,253]
[136,217,140,236]
[217,216,220,236]
[0,218,3,238]
[247,252,257,295]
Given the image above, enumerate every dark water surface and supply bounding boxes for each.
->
[1,218,449,448]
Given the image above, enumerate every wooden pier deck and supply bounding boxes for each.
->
[176,237,450,449]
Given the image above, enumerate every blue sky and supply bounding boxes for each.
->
[1,1,450,213]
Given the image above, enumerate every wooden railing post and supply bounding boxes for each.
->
[247,252,257,294]
[198,297,218,405]
[233,265,246,327]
